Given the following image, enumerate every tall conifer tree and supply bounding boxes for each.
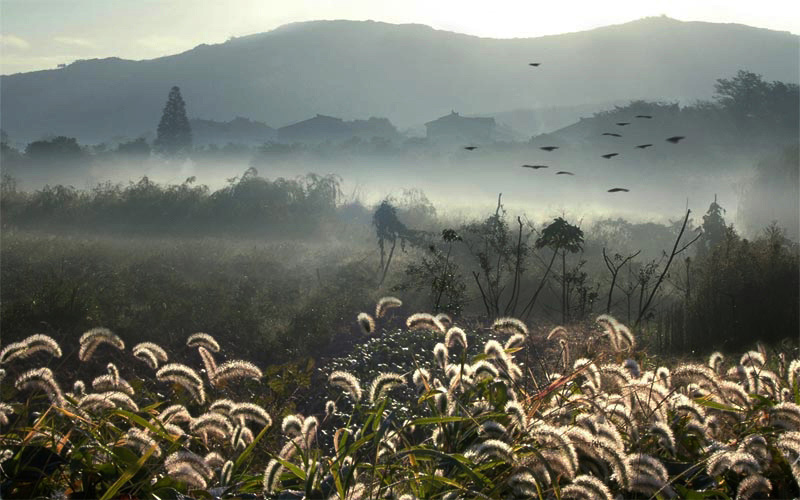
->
[154,86,192,156]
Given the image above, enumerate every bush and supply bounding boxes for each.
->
[1,169,341,237]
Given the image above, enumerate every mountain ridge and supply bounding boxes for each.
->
[1,17,797,143]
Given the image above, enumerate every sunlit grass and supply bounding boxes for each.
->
[2,303,799,498]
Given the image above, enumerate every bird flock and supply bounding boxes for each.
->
[462,62,688,194]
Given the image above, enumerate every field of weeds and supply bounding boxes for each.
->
[2,300,800,499]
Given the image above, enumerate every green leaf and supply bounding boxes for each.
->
[419,472,466,490]
[112,409,176,443]
[674,484,731,499]
[99,444,156,500]
[233,422,271,471]
[410,416,470,425]
[393,447,490,488]
[276,456,307,481]
[693,398,741,412]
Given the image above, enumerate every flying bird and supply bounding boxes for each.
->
[602,133,622,137]
[556,171,574,175]
[608,188,630,193]
[635,115,653,119]
[636,144,653,149]
[616,122,630,126]
[601,153,619,159]
[528,63,541,67]
[666,136,685,144]
[464,146,478,151]
[521,164,548,169]
[540,146,559,152]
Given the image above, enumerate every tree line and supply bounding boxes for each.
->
[0,168,341,236]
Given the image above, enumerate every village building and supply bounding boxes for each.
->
[277,114,400,144]
[277,114,352,144]
[424,111,497,145]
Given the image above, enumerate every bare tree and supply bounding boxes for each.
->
[634,209,702,326]
[602,248,641,313]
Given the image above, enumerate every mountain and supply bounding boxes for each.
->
[1,16,797,143]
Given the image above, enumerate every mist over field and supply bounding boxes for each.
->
[1,9,799,500]
[3,17,797,233]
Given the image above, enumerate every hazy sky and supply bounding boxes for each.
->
[2,0,799,75]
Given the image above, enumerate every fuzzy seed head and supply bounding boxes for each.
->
[159,404,191,424]
[211,360,262,386]
[197,346,217,379]
[736,474,771,500]
[406,313,445,333]
[7,334,62,362]
[282,415,303,436]
[412,368,431,388]
[325,400,336,416]
[262,459,282,494]
[204,452,225,468]
[79,327,125,361]
[329,370,362,401]
[563,475,613,500]
[445,327,468,349]
[132,342,168,362]
[156,363,205,404]
[231,402,272,428]
[469,439,516,464]
[357,312,376,335]
[740,350,766,368]
[186,332,220,352]
[14,367,64,406]
[368,372,405,403]
[433,343,448,370]
[491,317,528,336]
[375,296,402,318]
[435,313,453,329]
[123,428,161,458]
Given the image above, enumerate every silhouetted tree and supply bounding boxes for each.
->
[602,248,641,314]
[699,196,727,255]
[535,217,584,323]
[462,194,529,318]
[25,136,86,165]
[714,70,799,130]
[373,201,424,285]
[714,70,769,120]
[154,86,192,156]
[635,209,702,327]
[395,229,467,314]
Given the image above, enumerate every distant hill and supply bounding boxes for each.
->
[476,101,629,139]
[190,117,275,145]
[529,95,798,170]
[1,16,797,143]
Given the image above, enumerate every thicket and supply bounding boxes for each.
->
[0,168,341,237]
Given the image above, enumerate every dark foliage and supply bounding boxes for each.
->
[154,86,192,157]
[0,169,341,237]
